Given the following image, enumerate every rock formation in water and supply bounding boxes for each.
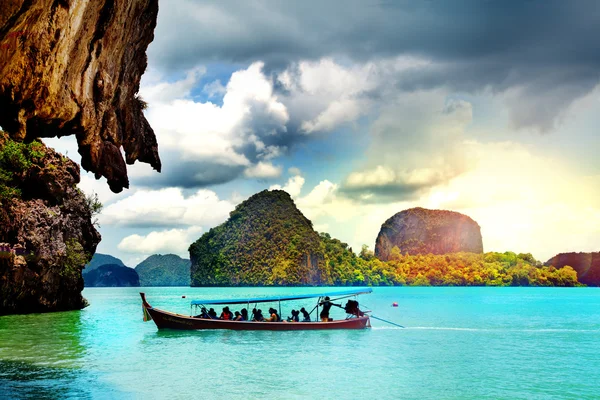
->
[0,1,160,314]
[0,0,161,193]
[84,252,125,272]
[0,132,100,314]
[375,207,483,261]
[135,254,191,286]
[189,190,327,286]
[83,264,140,287]
[545,252,600,287]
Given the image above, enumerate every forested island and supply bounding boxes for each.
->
[190,190,582,287]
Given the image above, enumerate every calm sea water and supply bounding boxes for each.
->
[1,287,599,399]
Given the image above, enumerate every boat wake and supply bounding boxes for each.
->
[372,326,600,332]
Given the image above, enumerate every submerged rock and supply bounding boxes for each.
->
[545,252,600,287]
[0,0,161,192]
[375,207,483,260]
[83,264,140,287]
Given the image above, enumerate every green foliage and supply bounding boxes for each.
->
[190,190,327,286]
[0,133,45,202]
[135,254,191,286]
[189,190,582,288]
[84,192,103,226]
[62,239,89,278]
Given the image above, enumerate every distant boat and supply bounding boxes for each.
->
[140,289,372,331]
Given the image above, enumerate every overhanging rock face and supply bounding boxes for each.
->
[0,0,161,192]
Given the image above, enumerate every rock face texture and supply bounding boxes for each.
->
[545,252,600,287]
[135,254,191,287]
[375,207,483,261]
[0,0,161,192]
[0,132,101,315]
[190,190,327,286]
[83,264,140,287]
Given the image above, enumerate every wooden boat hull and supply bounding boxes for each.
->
[141,293,370,331]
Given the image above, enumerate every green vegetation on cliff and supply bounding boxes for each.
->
[189,189,579,287]
[135,254,191,286]
[190,190,327,286]
[321,236,580,287]
[0,133,45,202]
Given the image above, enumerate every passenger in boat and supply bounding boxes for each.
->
[252,308,265,321]
[287,309,300,322]
[265,307,280,322]
[241,308,248,321]
[233,311,244,321]
[300,307,311,322]
[208,308,217,319]
[195,307,210,319]
[220,306,233,320]
[319,296,341,322]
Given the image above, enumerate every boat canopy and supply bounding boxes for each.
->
[190,288,373,306]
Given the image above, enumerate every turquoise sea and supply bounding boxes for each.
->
[1,287,599,399]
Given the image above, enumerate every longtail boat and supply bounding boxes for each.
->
[140,289,372,331]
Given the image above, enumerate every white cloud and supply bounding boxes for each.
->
[269,174,305,198]
[244,161,282,179]
[140,62,290,184]
[118,227,203,257]
[101,188,234,228]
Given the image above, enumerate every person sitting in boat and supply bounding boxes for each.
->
[264,307,280,322]
[319,296,341,322]
[241,308,249,321]
[252,308,265,321]
[233,311,244,321]
[208,308,217,319]
[287,309,300,322]
[194,307,210,319]
[220,306,233,320]
[300,307,311,322]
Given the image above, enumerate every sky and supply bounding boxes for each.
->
[45,0,600,267]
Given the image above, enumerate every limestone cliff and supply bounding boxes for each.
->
[0,132,100,314]
[375,207,483,261]
[0,0,161,192]
[0,0,160,314]
[545,252,600,287]
[189,190,327,286]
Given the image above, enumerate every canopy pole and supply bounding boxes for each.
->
[278,299,282,321]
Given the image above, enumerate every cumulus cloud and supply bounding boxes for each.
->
[139,62,291,188]
[101,188,234,228]
[118,227,203,257]
[269,174,305,198]
[244,161,282,179]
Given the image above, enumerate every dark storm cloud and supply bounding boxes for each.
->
[149,0,600,131]
[133,151,246,188]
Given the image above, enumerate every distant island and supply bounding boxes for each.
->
[83,253,190,287]
[189,190,583,287]
[135,254,191,286]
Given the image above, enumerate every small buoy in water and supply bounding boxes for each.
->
[392,302,398,307]
[182,295,186,298]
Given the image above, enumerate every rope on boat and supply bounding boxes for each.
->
[369,315,405,328]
